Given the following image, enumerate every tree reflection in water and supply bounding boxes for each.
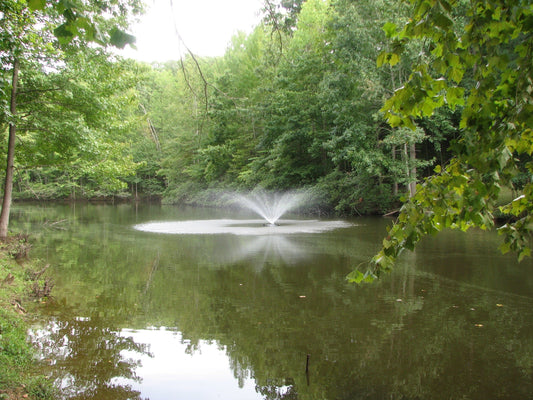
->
[256,379,299,400]
[30,313,152,400]
[17,204,533,400]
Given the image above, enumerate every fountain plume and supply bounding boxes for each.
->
[234,190,308,225]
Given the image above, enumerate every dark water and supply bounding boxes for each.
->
[11,203,533,399]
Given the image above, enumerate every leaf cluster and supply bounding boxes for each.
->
[350,0,533,283]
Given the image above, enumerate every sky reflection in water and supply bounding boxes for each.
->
[114,328,262,400]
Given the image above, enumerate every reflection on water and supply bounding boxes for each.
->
[232,235,310,266]
[114,328,261,400]
[12,203,533,400]
[30,315,150,400]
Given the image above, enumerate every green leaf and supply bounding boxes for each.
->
[446,86,465,108]
[377,52,400,67]
[518,247,531,262]
[388,114,403,127]
[109,28,136,49]
[54,23,75,43]
[433,12,453,30]
[28,0,46,10]
[346,270,365,284]
[382,22,398,38]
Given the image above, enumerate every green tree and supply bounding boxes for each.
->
[13,51,143,200]
[0,0,140,238]
[204,27,277,188]
[317,0,412,213]
[248,0,334,189]
[140,58,214,201]
[349,0,533,282]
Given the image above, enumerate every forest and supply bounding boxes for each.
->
[1,0,460,215]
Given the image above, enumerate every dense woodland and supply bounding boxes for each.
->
[1,0,461,215]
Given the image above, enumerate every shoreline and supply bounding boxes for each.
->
[0,236,57,400]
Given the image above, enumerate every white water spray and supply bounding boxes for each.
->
[234,191,307,225]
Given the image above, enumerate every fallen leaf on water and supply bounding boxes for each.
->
[475,324,484,328]
[299,295,306,298]
[496,304,503,307]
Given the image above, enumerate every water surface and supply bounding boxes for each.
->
[12,203,533,399]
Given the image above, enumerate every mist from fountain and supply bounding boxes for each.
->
[134,188,353,235]
[234,190,307,225]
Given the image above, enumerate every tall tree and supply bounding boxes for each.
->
[14,50,143,199]
[0,0,140,238]
[0,1,47,238]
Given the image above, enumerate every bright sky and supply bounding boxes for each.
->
[119,0,264,61]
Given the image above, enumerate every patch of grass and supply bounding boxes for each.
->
[0,308,33,385]
[0,240,58,400]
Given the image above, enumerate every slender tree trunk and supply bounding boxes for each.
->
[0,58,20,240]
[403,142,417,198]
[409,143,417,197]
[392,145,398,196]
[403,142,409,192]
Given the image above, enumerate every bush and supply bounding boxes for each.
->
[315,170,400,216]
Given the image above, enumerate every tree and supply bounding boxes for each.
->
[13,51,143,200]
[318,0,418,214]
[246,0,335,189]
[0,0,140,239]
[349,0,533,282]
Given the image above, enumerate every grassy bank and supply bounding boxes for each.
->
[0,236,57,400]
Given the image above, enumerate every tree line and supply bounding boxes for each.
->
[1,0,458,213]
[133,0,461,216]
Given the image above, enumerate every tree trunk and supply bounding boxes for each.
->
[408,143,417,197]
[0,58,20,240]
[403,142,417,198]
[392,145,398,196]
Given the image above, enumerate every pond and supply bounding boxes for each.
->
[11,202,533,399]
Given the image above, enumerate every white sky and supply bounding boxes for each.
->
[119,0,264,61]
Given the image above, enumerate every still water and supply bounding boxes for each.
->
[11,203,533,399]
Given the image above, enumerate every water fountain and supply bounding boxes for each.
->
[233,190,307,226]
[134,189,352,235]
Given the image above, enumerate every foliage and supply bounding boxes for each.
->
[349,0,533,283]
[9,51,142,200]
[316,170,399,215]
[0,0,143,241]
[26,0,142,48]
[128,0,459,213]
[6,0,525,249]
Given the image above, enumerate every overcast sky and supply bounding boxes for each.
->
[119,0,264,61]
